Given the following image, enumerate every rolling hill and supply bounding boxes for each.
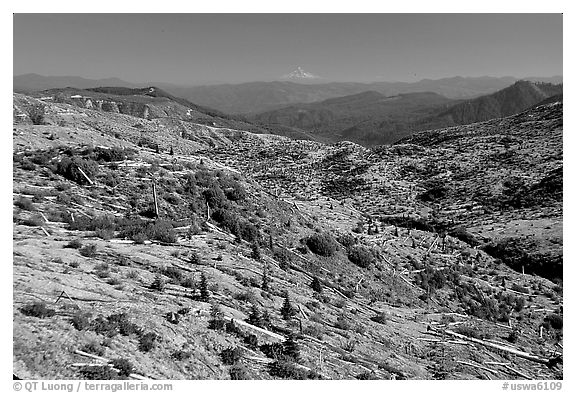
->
[251,81,563,146]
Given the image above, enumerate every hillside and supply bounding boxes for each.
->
[12,93,563,381]
[252,81,562,146]
[425,81,563,128]
[251,91,455,146]
[17,86,290,137]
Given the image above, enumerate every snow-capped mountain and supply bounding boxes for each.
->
[281,66,320,80]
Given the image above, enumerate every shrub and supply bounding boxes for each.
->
[335,314,352,330]
[172,350,191,361]
[356,372,377,380]
[78,366,119,380]
[92,146,135,163]
[306,233,338,257]
[303,323,324,339]
[21,215,43,227]
[15,197,35,211]
[20,302,56,318]
[229,365,250,380]
[150,274,166,292]
[90,313,141,337]
[310,276,323,293]
[117,219,177,244]
[224,181,246,202]
[79,244,98,258]
[273,248,292,267]
[337,233,357,248]
[28,104,46,125]
[107,277,122,286]
[243,334,259,349]
[160,266,184,283]
[188,251,202,264]
[65,239,83,249]
[95,228,114,240]
[203,186,227,210]
[111,358,133,378]
[507,330,520,344]
[415,266,447,293]
[454,325,484,339]
[71,312,92,330]
[81,341,105,357]
[220,347,243,365]
[371,312,388,325]
[20,159,36,171]
[55,157,99,185]
[511,283,530,294]
[180,276,196,289]
[347,245,375,268]
[268,361,321,380]
[138,332,160,352]
[544,314,563,330]
[260,342,286,360]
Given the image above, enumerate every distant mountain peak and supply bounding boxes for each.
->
[281,66,320,80]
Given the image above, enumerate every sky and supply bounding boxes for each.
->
[13,13,563,85]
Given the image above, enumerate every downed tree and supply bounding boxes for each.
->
[431,327,561,367]
[73,350,151,380]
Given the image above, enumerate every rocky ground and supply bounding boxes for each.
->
[12,92,563,380]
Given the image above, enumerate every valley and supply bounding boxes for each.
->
[12,87,563,381]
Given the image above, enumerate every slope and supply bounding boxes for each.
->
[13,94,563,381]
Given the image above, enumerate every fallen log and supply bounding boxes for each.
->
[456,360,498,375]
[504,365,533,380]
[441,329,558,366]
[73,350,151,380]
[227,318,286,342]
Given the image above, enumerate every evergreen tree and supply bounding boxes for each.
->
[280,293,297,321]
[261,309,272,329]
[261,266,270,292]
[208,302,225,330]
[247,304,263,327]
[150,274,166,292]
[155,144,160,154]
[251,241,262,261]
[283,334,300,362]
[199,273,210,301]
[233,221,242,244]
[169,146,174,155]
[310,276,323,293]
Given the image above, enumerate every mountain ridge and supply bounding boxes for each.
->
[14,74,563,115]
[251,81,562,146]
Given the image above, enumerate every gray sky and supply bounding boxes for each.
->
[13,14,562,85]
